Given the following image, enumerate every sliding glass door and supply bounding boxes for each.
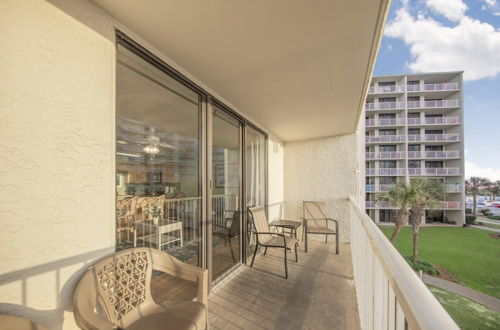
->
[115,44,202,266]
[115,33,267,285]
[211,106,242,282]
[245,126,267,262]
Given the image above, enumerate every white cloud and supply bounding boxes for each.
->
[425,0,467,22]
[384,8,500,80]
[484,0,497,7]
[494,11,500,15]
[466,161,500,181]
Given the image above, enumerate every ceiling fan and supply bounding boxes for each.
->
[138,127,175,155]
[117,117,176,155]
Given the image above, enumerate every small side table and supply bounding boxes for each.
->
[270,220,302,238]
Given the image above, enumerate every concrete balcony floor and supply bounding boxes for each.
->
[208,240,360,330]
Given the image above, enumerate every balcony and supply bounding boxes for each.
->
[407,100,460,109]
[446,184,463,193]
[366,135,406,143]
[407,117,461,126]
[407,82,460,92]
[368,85,406,94]
[366,151,406,160]
[407,151,460,159]
[365,184,393,192]
[365,118,406,127]
[409,168,461,176]
[366,200,462,210]
[365,102,406,111]
[366,168,406,176]
[407,134,460,143]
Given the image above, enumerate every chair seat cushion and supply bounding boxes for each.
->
[264,236,298,249]
[127,301,206,330]
[307,226,336,234]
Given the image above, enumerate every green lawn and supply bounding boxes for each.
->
[379,226,500,298]
[429,286,500,330]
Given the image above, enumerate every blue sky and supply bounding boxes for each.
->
[373,0,500,181]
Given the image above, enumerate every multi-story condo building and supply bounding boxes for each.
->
[364,72,465,225]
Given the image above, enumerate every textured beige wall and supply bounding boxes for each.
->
[0,0,115,328]
[283,129,364,243]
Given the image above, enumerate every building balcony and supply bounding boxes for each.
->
[407,117,461,126]
[366,151,406,160]
[407,134,460,143]
[365,135,406,143]
[409,167,461,176]
[407,150,460,159]
[365,184,393,192]
[367,85,406,94]
[446,184,463,193]
[407,82,460,92]
[365,101,406,111]
[407,100,460,109]
[366,168,406,176]
[366,200,462,210]
[365,118,406,127]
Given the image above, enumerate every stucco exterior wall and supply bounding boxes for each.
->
[0,0,116,328]
[283,128,364,243]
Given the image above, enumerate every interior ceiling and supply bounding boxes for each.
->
[94,0,388,141]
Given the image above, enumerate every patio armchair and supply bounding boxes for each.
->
[248,206,298,279]
[302,201,339,254]
[73,247,208,330]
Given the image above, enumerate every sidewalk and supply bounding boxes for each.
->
[470,225,500,233]
[422,274,500,313]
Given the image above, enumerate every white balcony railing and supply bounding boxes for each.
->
[368,85,406,94]
[351,197,460,330]
[365,184,393,192]
[407,134,460,143]
[365,102,406,111]
[407,82,459,92]
[407,151,460,159]
[446,184,462,193]
[408,168,460,176]
[366,168,406,176]
[366,135,406,143]
[366,151,406,160]
[407,100,460,109]
[366,118,406,127]
[407,117,461,125]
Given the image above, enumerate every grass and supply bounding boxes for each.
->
[487,215,500,221]
[379,226,500,298]
[428,286,500,330]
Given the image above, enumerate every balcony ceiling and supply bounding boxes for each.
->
[93,0,389,141]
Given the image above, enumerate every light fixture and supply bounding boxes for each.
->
[143,145,160,155]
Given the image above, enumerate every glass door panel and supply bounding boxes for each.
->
[211,107,242,281]
[245,126,266,262]
[115,44,202,267]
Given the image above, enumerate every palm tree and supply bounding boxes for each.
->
[466,177,490,215]
[491,181,500,202]
[377,183,413,242]
[408,179,445,262]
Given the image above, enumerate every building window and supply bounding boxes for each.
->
[379,113,396,119]
[379,81,396,86]
[426,161,444,168]
[379,210,394,222]
[380,161,397,168]
[380,145,396,152]
[407,96,420,101]
[380,177,397,184]
[379,129,397,136]
[408,112,420,118]
[408,160,421,168]
[408,144,421,151]
[425,145,443,151]
[408,128,420,135]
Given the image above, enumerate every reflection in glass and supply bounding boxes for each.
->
[212,108,241,281]
[115,45,201,266]
[245,126,266,261]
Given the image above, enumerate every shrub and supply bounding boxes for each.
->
[480,209,492,216]
[478,222,484,225]
[465,215,477,225]
[404,257,441,276]
[465,208,472,214]
[487,215,500,221]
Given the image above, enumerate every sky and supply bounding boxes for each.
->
[373,0,500,181]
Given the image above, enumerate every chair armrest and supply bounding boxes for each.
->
[254,231,286,245]
[73,270,118,330]
[150,249,208,305]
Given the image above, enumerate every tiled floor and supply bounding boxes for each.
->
[208,240,360,330]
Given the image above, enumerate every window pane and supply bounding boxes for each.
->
[115,45,202,266]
